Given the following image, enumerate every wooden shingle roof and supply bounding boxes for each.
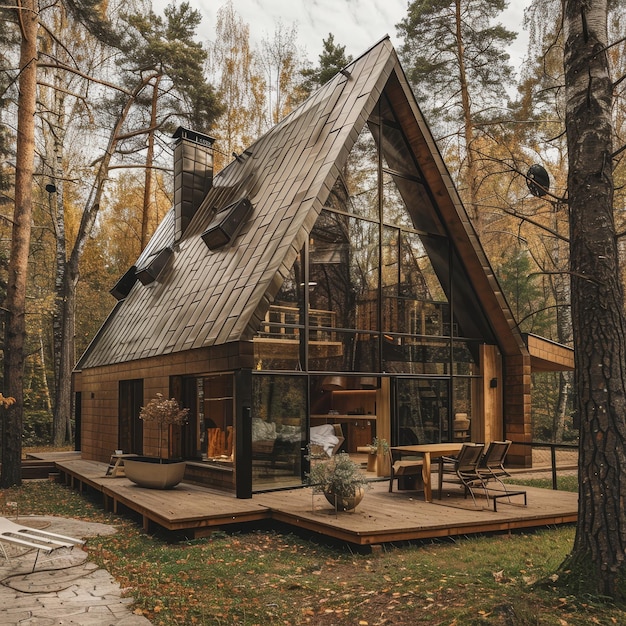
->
[77,37,527,370]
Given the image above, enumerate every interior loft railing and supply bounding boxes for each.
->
[258,305,336,340]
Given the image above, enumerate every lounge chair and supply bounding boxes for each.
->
[0,516,85,572]
[437,442,485,506]
[477,440,527,510]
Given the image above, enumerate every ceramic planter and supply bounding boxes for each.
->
[124,457,186,489]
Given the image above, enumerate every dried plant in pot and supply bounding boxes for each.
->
[124,393,189,489]
[370,437,391,477]
[307,451,370,511]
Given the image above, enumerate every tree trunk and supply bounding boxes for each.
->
[553,371,570,442]
[560,0,626,599]
[39,333,52,413]
[47,66,72,446]
[551,221,573,443]
[454,0,480,231]
[1,0,38,487]
[141,76,161,250]
[53,271,75,446]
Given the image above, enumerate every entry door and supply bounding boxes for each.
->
[118,379,143,454]
[393,378,450,445]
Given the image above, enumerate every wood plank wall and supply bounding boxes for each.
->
[75,342,253,466]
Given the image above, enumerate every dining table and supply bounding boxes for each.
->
[390,442,463,502]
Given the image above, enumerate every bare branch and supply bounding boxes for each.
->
[37,61,133,95]
[36,80,87,102]
[108,164,172,173]
[493,204,570,243]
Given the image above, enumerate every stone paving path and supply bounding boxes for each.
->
[0,516,152,625]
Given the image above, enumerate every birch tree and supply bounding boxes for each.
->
[209,1,266,169]
[557,0,626,599]
[259,21,303,127]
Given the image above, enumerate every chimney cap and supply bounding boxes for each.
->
[172,126,215,147]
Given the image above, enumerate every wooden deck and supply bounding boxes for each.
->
[53,458,578,546]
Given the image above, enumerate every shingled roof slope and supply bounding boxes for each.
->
[77,37,526,370]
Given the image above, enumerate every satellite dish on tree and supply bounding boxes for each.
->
[526,164,550,197]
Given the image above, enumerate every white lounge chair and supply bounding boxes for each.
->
[0,516,85,571]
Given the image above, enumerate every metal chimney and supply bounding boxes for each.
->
[172,127,215,240]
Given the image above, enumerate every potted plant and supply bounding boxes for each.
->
[124,393,189,489]
[307,451,370,511]
[371,437,391,477]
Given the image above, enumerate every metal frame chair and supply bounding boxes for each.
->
[0,516,84,572]
[475,440,527,510]
[437,442,485,506]
[477,440,512,488]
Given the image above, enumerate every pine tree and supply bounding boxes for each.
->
[300,34,353,96]
[396,0,516,230]
[558,0,626,600]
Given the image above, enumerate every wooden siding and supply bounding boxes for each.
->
[77,342,252,467]
[525,334,574,371]
[504,353,533,467]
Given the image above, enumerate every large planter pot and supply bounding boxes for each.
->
[124,457,186,489]
[324,487,365,512]
[376,451,391,477]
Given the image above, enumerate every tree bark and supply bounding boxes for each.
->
[454,0,480,231]
[48,72,73,445]
[561,0,626,599]
[2,0,38,487]
[141,76,161,250]
[53,271,75,445]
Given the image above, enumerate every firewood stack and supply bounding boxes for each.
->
[207,426,234,458]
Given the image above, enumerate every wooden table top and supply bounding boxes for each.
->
[390,443,463,455]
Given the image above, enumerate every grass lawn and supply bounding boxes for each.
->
[0,477,623,625]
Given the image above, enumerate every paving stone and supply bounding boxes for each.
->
[0,516,152,626]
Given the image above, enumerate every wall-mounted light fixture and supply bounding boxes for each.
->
[490,378,498,388]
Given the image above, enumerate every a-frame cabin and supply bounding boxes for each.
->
[74,38,573,497]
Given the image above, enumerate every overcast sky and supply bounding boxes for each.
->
[188,0,529,75]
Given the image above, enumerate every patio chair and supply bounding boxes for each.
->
[437,442,485,506]
[0,516,85,572]
[388,448,423,493]
[477,440,512,488]
[476,440,527,510]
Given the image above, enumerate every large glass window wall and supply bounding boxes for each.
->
[252,92,496,473]
[251,374,306,489]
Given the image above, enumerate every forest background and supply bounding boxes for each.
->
[0,0,614,453]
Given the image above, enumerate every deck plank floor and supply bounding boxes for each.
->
[53,458,578,545]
